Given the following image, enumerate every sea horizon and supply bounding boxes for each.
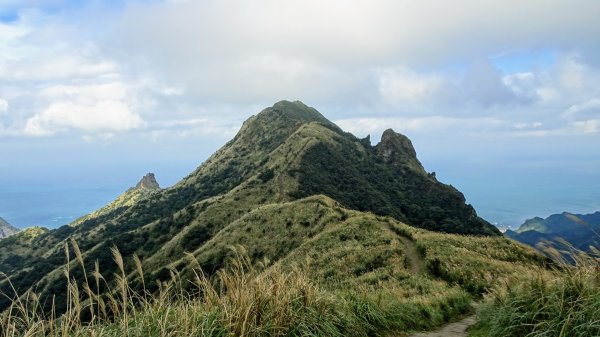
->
[2,165,598,230]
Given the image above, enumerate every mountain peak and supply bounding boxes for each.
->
[135,173,160,190]
[257,100,336,127]
[375,129,425,174]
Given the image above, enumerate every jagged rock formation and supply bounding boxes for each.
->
[0,217,19,238]
[375,128,426,174]
[135,173,160,190]
[69,173,162,228]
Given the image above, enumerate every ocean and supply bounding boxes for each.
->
[0,167,598,230]
[0,182,126,229]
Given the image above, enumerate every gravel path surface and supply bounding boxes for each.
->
[408,315,477,337]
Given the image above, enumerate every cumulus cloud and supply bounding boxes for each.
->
[462,59,520,107]
[113,0,600,65]
[377,68,457,108]
[24,100,144,136]
[0,99,7,112]
[376,59,526,111]
[0,9,152,138]
[103,0,600,105]
[1,0,600,141]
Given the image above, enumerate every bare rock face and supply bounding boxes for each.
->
[0,217,19,238]
[135,173,160,190]
[375,129,426,174]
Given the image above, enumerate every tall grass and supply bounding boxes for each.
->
[470,246,600,337]
[0,242,470,337]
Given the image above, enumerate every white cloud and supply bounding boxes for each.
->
[335,116,507,137]
[0,9,153,139]
[570,119,599,134]
[1,0,600,142]
[0,99,7,112]
[558,56,586,91]
[104,0,600,106]
[24,100,144,136]
[143,117,240,143]
[6,56,116,82]
[114,0,600,66]
[461,59,519,107]
[39,83,127,101]
[562,99,600,120]
[513,119,600,137]
[377,59,525,111]
[81,132,117,144]
[377,68,455,107]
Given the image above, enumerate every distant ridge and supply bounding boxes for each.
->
[506,210,600,253]
[0,217,19,238]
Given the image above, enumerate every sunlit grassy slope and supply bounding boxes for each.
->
[1,195,550,336]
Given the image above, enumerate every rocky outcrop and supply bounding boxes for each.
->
[375,128,426,174]
[135,173,160,190]
[69,173,161,228]
[0,217,19,238]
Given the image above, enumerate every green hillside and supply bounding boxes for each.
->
[0,101,542,336]
[1,195,548,336]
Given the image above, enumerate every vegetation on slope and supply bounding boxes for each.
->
[289,124,499,236]
[470,249,600,337]
[3,246,372,337]
[412,228,550,295]
[0,197,548,337]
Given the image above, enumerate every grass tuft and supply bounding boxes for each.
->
[470,246,600,337]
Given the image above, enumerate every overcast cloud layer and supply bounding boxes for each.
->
[1,0,599,227]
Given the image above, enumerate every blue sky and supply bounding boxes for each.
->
[1,0,599,229]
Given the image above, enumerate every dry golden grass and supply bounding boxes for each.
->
[470,245,600,337]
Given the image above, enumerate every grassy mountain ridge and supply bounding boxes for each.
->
[0,102,321,309]
[2,194,551,336]
[288,123,497,235]
[1,100,504,317]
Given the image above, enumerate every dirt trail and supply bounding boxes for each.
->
[393,231,478,337]
[397,236,424,275]
[408,315,477,337]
